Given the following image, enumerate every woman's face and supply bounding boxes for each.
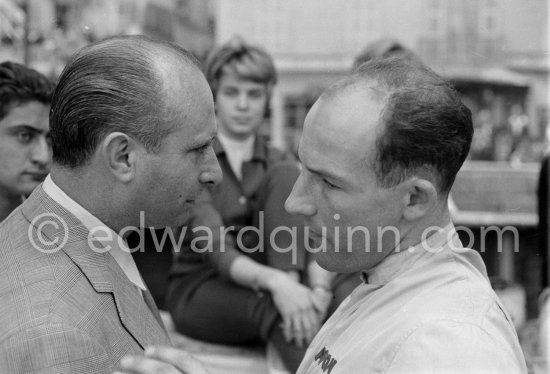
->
[215,71,268,140]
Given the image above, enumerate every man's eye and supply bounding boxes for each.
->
[322,178,338,189]
[17,131,32,144]
[195,144,209,154]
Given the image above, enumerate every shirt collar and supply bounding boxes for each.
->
[42,175,147,291]
[214,135,268,164]
[366,222,456,286]
[217,132,255,155]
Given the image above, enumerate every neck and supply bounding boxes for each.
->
[396,201,452,251]
[0,193,21,221]
[218,127,256,142]
[50,167,119,229]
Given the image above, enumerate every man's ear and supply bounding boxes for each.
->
[402,178,437,221]
[100,132,137,183]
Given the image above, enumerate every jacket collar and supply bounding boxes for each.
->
[21,186,170,349]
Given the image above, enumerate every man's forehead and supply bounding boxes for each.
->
[326,82,385,108]
[159,61,206,99]
[308,87,383,134]
[0,101,50,129]
[300,87,382,165]
[162,61,214,120]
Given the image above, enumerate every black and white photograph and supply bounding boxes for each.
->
[0,1,548,373]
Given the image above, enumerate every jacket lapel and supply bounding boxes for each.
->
[21,186,171,348]
[143,288,165,328]
[103,252,171,348]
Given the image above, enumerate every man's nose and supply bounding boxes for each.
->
[199,150,222,186]
[285,175,316,217]
[31,136,52,168]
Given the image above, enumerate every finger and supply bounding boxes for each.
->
[282,317,292,342]
[118,355,176,374]
[291,313,306,348]
[305,309,322,343]
[145,346,209,374]
[303,310,317,344]
[298,306,320,345]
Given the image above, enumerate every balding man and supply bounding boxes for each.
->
[285,57,527,373]
[0,35,221,373]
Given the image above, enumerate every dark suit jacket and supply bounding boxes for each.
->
[0,186,171,373]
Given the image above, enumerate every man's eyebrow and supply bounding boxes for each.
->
[297,151,343,182]
[189,132,217,149]
[6,124,47,134]
[308,164,343,182]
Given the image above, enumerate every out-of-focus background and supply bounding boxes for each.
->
[1,0,549,369]
[1,0,548,156]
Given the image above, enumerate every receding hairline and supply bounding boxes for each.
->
[313,75,399,175]
[82,35,201,82]
[320,75,389,109]
[79,35,205,117]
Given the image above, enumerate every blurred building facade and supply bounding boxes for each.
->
[214,0,549,153]
[1,0,547,158]
[0,0,215,75]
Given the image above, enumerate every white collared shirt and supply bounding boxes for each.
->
[298,224,527,374]
[42,175,147,292]
[217,132,255,180]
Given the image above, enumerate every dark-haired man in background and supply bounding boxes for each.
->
[0,35,220,373]
[0,61,54,221]
[285,57,527,373]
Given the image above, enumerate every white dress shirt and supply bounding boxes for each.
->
[42,175,147,292]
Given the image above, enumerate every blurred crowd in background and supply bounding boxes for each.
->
[1,0,548,165]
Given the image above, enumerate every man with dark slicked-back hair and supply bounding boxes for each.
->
[0,61,54,221]
[0,35,220,374]
[286,57,527,373]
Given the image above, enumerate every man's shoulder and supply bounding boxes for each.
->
[0,210,99,340]
[0,206,53,276]
[0,204,58,265]
[395,247,500,320]
[383,316,527,373]
[0,204,29,237]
